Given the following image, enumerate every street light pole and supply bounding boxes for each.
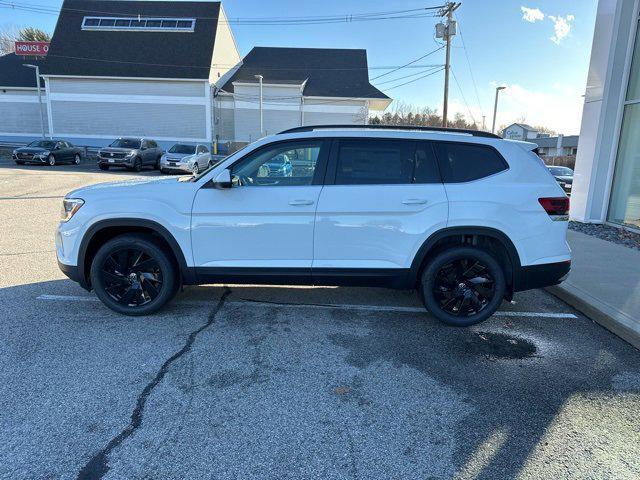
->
[24,64,45,139]
[492,86,506,134]
[255,74,264,137]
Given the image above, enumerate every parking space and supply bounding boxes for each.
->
[1,161,640,479]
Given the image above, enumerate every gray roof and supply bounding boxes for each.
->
[0,53,45,88]
[530,135,579,148]
[507,123,537,131]
[42,0,221,79]
[220,47,389,99]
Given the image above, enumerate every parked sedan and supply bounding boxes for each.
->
[160,143,211,174]
[548,166,574,195]
[13,140,83,166]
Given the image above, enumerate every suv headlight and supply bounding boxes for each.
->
[126,150,136,158]
[61,198,84,222]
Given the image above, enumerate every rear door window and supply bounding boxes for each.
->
[433,142,508,183]
[334,139,415,185]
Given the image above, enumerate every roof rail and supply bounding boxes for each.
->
[278,124,502,139]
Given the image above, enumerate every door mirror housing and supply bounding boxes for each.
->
[212,169,232,189]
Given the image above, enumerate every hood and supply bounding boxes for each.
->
[100,146,137,153]
[15,147,50,153]
[65,176,179,199]
[164,152,193,161]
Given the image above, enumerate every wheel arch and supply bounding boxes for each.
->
[408,226,522,296]
[77,218,195,290]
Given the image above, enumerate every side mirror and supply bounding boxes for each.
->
[212,169,232,189]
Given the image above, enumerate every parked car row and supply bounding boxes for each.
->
[13,136,216,175]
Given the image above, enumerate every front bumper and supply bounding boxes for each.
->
[515,260,571,292]
[161,160,192,172]
[97,155,134,167]
[14,154,47,163]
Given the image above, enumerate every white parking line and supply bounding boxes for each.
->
[36,294,578,319]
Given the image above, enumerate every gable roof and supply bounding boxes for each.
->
[530,135,579,148]
[506,122,537,132]
[0,53,45,88]
[41,0,220,79]
[220,47,390,99]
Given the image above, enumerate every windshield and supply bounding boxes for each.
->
[169,144,196,155]
[110,139,141,149]
[27,140,56,149]
[549,167,573,176]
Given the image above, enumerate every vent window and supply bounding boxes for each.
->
[82,17,196,32]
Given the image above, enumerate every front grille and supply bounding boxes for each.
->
[101,152,126,159]
[18,153,34,159]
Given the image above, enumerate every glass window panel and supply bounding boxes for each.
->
[99,18,116,27]
[626,21,640,101]
[146,20,162,28]
[607,103,640,228]
[161,20,178,28]
[335,139,414,185]
[115,19,130,27]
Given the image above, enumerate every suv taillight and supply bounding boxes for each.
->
[538,197,570,218]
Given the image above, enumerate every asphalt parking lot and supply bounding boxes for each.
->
[1,156,640,480]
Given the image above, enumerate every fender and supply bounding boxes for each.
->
[77,218,196,288]
[407,226,522,287]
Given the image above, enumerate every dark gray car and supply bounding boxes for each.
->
[13,140,84,166]
[97,138,164,172]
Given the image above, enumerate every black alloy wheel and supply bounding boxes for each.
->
[48,154,56,166]
[90,235,177,315]
[133,157,143,172]
[74,153,81,165]
[421,247,505,327]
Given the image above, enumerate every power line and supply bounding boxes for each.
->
[381,67,445,92]
[373,65,444,86]
[369,46,444,81]
[451,67,477,125]
[0,1,444,24]
[455,16,484,119]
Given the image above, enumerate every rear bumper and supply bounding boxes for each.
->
[515,260,571,292]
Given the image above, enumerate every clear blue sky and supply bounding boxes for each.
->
[2,0,599,133]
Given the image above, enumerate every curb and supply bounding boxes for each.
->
[546,283,640,350]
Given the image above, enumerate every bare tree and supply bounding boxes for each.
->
[370,101,477,130]
[0,26,51,55]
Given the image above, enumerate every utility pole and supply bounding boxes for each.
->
[436,2,460,127]
[24,64,45,139]
[492,86,506,134]
[482,115,486,131]
[255,74,264,137]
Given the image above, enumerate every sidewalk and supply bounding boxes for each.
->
[547,229,640,349]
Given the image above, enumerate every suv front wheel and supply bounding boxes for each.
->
[420,247,505,327]
[90,234,178,315]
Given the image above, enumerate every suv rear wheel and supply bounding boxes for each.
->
[90,234,177,315]
[420,246,505,327]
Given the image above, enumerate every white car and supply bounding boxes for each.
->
[160,143,211,174]
[56,125,571,326]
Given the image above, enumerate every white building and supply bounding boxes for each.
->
[530,135,579,158]
[572,0,640,230]
[501,123,539,141]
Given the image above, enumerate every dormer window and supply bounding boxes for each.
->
[82,16,196,32]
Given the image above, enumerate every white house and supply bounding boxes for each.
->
[213,47,392,144]
[530,135,579,157]
[572,0,640,231]
[501,123,539,141]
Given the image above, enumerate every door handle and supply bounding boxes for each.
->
[289,199,314,206]
[402,198,428,205]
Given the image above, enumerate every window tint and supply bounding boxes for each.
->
[335,139,415,185]
[232,141,323,187]
[433,142,508,183]
[414,143,441,184]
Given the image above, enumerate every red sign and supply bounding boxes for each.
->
[15,41,50,56]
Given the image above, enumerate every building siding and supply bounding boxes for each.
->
[0,89,49,135]
[48,78,206,97]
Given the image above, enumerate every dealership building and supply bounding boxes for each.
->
[0,0,390,149]
[572,0,640,231]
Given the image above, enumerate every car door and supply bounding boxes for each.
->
[197,145,210,170]
[55,141,70,162]
[141,140,155,165]
[312,138,448,279]
[190,139,329,278]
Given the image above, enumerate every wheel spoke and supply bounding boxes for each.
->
[134,257,158,272]
[115,250,130,272]
[120,287,138,306]
[102,270,127,286]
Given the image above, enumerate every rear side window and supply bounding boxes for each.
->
[335,139,415,185]
[433,142,508,183]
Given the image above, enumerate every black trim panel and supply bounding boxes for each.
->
[195,267,410,289]
[515,260,570,292]
[57,260,86,288]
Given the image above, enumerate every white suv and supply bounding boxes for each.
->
[56,126,571,326]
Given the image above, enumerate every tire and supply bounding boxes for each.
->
[154,157,160,170]
[90,234,178,316]
[15,160,25,165]
[420,246,506,327]
[99,164,109,171]
[160,168,169,174]
[74,153,81,165]
[47,154,56,166]
[191,163,200,175]
[133,157,143,172]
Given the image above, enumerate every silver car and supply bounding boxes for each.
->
[160,143,211,174]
